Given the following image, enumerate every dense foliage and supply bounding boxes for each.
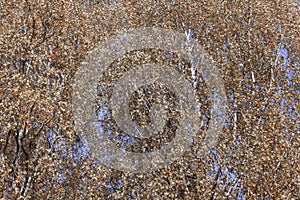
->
[1,0,299,199]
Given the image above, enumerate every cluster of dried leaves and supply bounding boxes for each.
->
[0,0,299,199]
